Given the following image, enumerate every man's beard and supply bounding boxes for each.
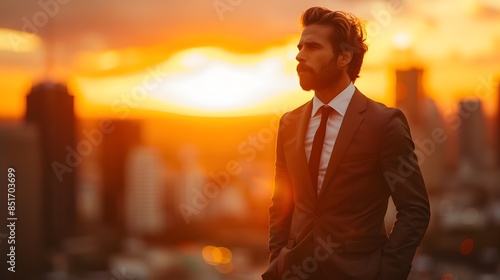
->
[297,58,340,91]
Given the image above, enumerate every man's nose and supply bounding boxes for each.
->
[296,50,306,63]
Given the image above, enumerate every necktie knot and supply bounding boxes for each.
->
[320,105,334,121]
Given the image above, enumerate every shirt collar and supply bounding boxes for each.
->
[311,82,356,117]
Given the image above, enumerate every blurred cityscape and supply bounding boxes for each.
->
[1,65,500,280]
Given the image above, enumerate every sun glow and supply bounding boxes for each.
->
[74,38,314,117]
[160,49,294,111]
[393,32,411,50]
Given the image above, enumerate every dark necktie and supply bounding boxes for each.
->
[309,105,334,191]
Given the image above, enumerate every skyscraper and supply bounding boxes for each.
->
[100,120,141,236]
[25,82,77,248]
[394,67,447,191]
[497,82,500,167]
[395,67,425,126]
[458,98,487,170]
[125,146,166,236]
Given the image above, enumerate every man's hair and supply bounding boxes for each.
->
[300,7,368,82]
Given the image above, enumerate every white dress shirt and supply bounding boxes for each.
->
[305,82,355,193]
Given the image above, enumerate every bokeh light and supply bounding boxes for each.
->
[460,238,475,256]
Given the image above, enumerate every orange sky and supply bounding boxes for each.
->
[0,0,499,119]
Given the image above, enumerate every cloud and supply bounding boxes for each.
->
[1,0,499,76]
[0,0,369,52]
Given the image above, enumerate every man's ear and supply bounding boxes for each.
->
[337,51,353,67]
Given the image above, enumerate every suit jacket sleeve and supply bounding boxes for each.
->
[268,115,295,263]
[377,109,431,280]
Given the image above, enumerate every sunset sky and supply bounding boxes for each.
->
[0,0,499,118]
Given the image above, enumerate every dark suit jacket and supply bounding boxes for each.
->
[263,89,430,280]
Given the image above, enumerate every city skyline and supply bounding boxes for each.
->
[0,62,499,280]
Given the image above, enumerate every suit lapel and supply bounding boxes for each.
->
[283,100,318,200]
[317,89,367,198]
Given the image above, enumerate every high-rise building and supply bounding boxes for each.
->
[413,98,447,192]
[458,98,487,169]
[395,67,448,191]
[125,146,166,236]
[0,123,44,279]
[100,120,141,236]
[395,67,425,125]
[497,82,500,167]
[25,82,77,248]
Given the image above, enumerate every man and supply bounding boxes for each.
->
[262,7,430,280]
